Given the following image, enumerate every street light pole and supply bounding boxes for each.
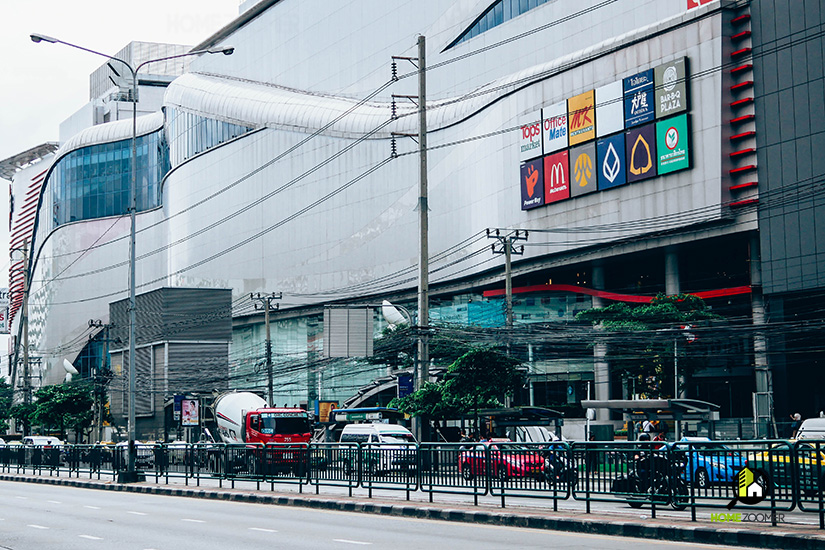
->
[31,33,233,482]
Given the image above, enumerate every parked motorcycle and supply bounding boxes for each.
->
[542,448,578,488]
[612,448,689,511]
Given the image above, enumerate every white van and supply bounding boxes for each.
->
[796,418,825,441]
[338,423,417,474]
[339,423,416,444]
[22,436,64,447]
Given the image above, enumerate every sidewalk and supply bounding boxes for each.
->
[3,472,825,550]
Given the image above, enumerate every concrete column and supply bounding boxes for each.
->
[665,246,680,295]
[591,263,610,421]
[750,235,774,437]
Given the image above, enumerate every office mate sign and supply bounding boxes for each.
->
[655,58,687,118]
[519,111,543,162]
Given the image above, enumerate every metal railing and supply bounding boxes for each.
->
[1,439,823,527]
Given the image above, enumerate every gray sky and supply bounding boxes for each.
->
[0,1,239,364]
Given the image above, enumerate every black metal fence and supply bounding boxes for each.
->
[1,439,823,527]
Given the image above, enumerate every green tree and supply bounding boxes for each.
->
[0,377,12,432]
[9,402,36,436]
[32,381,94,442]
[389,348,525,430]
[576,293,719,398]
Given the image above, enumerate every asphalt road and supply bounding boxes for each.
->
[0,482,764,550]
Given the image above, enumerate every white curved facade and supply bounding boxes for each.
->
[19,0,754,407]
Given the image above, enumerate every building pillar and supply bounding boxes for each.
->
[750,235,774,437]
[591,263,610,421]
[665,246,680,295]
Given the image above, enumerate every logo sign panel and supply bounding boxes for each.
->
[625,123,657,183]
[687,0,713,9]
[568,90,595,146]
[542,101,568,153]
[596,81,624,137]
[655,57,688,119]
[596,133,627,190]
[520,158,544,210]
[624,69,655,128]
[569,143,597,197]
[519,111,543,162]
[544,150,570,204]
[656,114,690,174]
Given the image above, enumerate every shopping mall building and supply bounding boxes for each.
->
[2,0,822,440]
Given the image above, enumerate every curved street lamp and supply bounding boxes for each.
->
[31,33,234,482]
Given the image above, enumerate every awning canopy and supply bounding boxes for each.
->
[580,399,720,421]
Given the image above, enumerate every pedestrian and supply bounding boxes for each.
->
[790,413,803,439]
[642,419,654,434]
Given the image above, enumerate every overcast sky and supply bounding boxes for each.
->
[0,1,240,363]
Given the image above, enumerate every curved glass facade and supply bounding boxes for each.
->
[447,0,553,49]
[166,107,252,168]
[47,130,168,230]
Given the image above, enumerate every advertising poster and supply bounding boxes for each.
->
[624,69,655,128]
[595,81,624,137]
[520,158,544,210]
[569,142,598,197]
[597,133,627,190]
[625,123,658,183]
[173,394,183,421]
[544,150,570,204]
[181,398,200,427]
[519,111,543,162]
[657,114,690,174]
[542,101,568,153]
[316,401,338,423]
[655,57,688,119]
[567,90,595,146]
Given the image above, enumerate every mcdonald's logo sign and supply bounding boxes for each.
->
[625,123,657,183]
[544,150,570,204]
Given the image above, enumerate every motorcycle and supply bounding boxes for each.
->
[542,448,578,488]
[613,448,689,511]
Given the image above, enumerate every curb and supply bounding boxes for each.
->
[3,474,824,549]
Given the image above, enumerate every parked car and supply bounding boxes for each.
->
[746,442,825,496]
[797,418,825,441]
[669,437,744,489]
[457,439,545,481]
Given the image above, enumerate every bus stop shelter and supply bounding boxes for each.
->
[580,399,721,440]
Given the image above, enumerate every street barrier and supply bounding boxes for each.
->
[0,438,823,527]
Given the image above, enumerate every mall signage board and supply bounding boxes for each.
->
[519,111,543,162]
[624,69,655,128]
[596,81,624,137]
[520,158,544,209]
[569,142,597,197]
[517,57,691,211]
[626,123,658,183]
[567,90,596,146]
[544,150,570,204]
[542,101,568,153]
[596,133,627,190]
[655,57,688,119]
[656,113,690,174]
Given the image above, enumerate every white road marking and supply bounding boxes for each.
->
[48,500,62,504]
[28,525,49,530]
[16,496,28,500]
[333,540,372,546]
[84,505,101,510]
[127,511,147,516]
[79,535,103,540]
[249,527,278,533]
[181,518,205,523]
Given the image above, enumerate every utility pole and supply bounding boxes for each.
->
[390,36,429,441]
[415,35,430,443]
[251,292,281,405]
[89,320,114,443]
[487,229,528,326]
